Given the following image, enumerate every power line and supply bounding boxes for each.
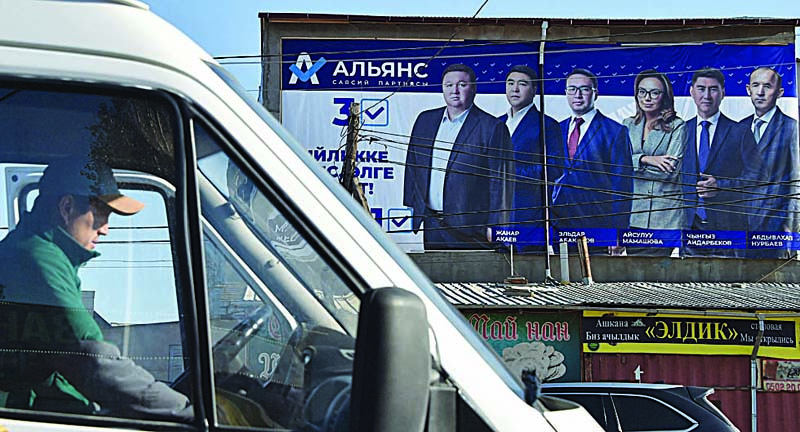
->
[384,183,794,248]
[283,57,795,121]
[376,150,795,227]
[234,13,797,227]
[247,59,796,94]
[351,129,800,227]
[386,161,797,226]
[360,0,490,115]
[252,21,796,134]
[216,21,791,63]
[364,129,790,203]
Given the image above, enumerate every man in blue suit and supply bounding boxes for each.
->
[741,66,799,258]
[403,64,513,250]
[742,66,800,233]
[681,68,764,257]
[550,68,633,252]
[498,65,563,247]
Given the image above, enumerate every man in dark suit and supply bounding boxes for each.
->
[741,66,799,258]
[741,66,800,233]
[681,68,764,257]
[403,64,513,250]
[498,65,563,244]
[549,68,633,252]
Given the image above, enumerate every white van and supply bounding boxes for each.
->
[0,1,601,431]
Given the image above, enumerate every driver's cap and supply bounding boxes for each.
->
[39,154,145,216]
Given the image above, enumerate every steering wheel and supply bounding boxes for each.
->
[170,314,355,432]
[300,375,351,432]
[171,304,274,394]
[213,304,274,374]
[170,304,289,427]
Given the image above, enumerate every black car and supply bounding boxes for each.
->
[542,382,739,432]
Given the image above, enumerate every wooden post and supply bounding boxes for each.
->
[577,235,593,285]
[340,102,371,213]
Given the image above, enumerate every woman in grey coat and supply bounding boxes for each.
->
[624,70,687,254]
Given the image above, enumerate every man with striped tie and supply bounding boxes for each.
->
[681,68,764,257]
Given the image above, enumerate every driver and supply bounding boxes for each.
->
[0,154,192,421]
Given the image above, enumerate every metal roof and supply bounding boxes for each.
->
[436,281,800,312]
[260,13,800,26]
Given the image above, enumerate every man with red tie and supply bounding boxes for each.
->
[550,68,633,241]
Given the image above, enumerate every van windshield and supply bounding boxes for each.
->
[197,146,360,336]
[206,62,526,396]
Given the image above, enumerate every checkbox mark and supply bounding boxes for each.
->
[388,208,413,232]
[391,215,409,228]
[360,99,389,126]
[365,106,385,120]
[288,57,327,82]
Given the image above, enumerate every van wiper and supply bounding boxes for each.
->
[522,370,542,405]
[0,89,20,104]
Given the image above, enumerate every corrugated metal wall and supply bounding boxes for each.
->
[585,353,800,432]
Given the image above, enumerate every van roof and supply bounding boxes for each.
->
[0,0,213,79]
[46,0,151,10]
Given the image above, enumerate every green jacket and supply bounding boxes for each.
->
[0,212,191,420]
[0,212,102,412]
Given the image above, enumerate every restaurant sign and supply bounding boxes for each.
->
[582,312,800,359]
[465,311,581,382]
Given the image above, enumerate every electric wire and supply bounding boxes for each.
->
[360,129,797,216]
[226,22,796,97]
[382,157,800,231]
[216,21,795,64]
[235,59,796,95]
[348,127,800,247]
[359,0,490,114]
[227,19,799,254]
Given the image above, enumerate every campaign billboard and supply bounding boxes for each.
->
[280,38,798,258]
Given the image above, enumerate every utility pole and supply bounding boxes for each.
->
[539,20,555,283]
[340,102,371,213]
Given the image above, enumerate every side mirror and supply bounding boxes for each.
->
[350,288,431,432]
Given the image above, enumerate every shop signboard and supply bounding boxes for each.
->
[582,311,800,359]
[465,311,581,382]
[762,359,800,391]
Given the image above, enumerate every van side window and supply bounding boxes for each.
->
[553,393,608,429]
[15,187,181,378]
[0,86,193,423]
[194,120,360,430]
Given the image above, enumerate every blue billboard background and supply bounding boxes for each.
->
[282,39,795,97]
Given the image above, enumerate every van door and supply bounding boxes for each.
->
[0,83,200,430]
[4,162,302,385]
[0,79,429,431]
